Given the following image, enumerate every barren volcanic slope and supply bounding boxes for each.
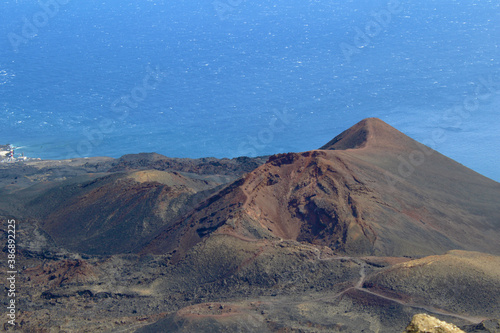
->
[144,118,500,258]
[0,154,266,255]
[2,118,500,332]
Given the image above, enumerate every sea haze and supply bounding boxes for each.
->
[0,0,499,181]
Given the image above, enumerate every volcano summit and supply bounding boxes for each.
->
[145,118,500,259]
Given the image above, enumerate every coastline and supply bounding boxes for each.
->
[0,144,40,163]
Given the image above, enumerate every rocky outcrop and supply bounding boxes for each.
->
[463,319,500,333]
[403,314,465,333]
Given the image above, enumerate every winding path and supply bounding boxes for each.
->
[309,250,486,324]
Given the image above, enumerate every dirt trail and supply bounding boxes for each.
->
[305,248,485,324]
[354,259,366,289]
[227,239,485,324]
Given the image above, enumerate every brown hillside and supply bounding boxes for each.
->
[144,118,500,258]
[26,171,222,254]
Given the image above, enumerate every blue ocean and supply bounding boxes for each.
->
[1,0,499,181]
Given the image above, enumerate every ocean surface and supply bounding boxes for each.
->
[1,0,499,181]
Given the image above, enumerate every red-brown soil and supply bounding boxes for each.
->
[144,118,500,258]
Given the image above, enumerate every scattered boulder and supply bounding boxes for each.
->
[403,313,465,333]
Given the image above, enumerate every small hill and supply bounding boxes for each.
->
[24,171,222,254]
[364,251,500,318]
